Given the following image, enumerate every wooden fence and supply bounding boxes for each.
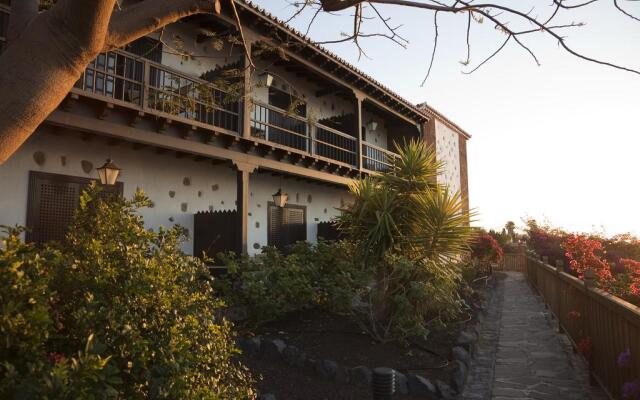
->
[499,250,527,272]
[525,255,640,399]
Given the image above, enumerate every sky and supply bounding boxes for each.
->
[252,0,640,236]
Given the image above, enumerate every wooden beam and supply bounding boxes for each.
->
[129,111,145,127]
[316,86,343,98]
[97,102,114,120]
[46,111,353,186]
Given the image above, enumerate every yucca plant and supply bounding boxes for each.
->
[337,139,474,341]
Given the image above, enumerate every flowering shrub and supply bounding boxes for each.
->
[471,232,504,264]
[562,234,612,281]
[525,219,568,267]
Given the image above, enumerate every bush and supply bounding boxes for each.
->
[336,140,473,342]
[1,186,255,399]
[217,240,371,326]
[470,232,504,264]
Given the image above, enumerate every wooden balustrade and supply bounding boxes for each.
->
[72,49,399,173]
[73,49,240,136]
[525,255,640,399]
[362,142,397,172]
[250,101,359,167]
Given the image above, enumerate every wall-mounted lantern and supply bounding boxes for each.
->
[272,188,288,208]
[259,72,274,87]
[96,158,121,185]
[366,120,378,131]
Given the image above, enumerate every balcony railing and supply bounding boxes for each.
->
[362,142,397,172]
[251,101,358,167]
[71,50,400,174]
[73,49,240,136]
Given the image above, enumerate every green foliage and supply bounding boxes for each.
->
[0,228,120,399]
[0,186,255,399]
[217,240,371,326]
[336,139,474,341]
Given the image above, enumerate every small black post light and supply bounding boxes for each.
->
[96,158,121,185]
[372,367,395,400]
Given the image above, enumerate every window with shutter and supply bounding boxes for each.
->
[267,203,307,251]
[26,171,123,244]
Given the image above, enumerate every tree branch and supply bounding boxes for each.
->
[106,0,221,50]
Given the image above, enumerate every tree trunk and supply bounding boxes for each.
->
[0,1,116,164]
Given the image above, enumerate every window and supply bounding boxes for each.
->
[268,86,306,117]
[267,202,306,251]
[125,37,163,63]
[26,171,123,244]
[0,9,9,54]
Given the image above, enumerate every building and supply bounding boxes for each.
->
[0,1,470,257]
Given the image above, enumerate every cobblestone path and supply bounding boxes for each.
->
[463,272,609,400]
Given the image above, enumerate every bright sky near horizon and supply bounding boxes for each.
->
[252,0,640,236]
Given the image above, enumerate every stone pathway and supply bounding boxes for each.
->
[464,271,609,400]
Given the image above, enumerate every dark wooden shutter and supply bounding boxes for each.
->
[268,204,284,248]
[26,171,123,244]
[285,207,306,245]
[267,203,306,251]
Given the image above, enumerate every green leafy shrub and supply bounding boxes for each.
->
[0,228,123,399]
[0,186,255,399]
[217,240,371,325]
[336,139,474,342]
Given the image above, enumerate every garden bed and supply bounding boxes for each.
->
[239,281,491,399]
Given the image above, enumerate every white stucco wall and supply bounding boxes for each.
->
[247,175,349,254]
[435,119,462,195]
[361,109,388,149]
[0,127,349,255]
[151,23,243,78]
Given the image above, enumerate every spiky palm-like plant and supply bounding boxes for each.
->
[337,139,474,341]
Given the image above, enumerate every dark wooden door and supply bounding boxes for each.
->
[267,202,307,251]
[26,171,123,244]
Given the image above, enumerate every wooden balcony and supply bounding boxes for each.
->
[69,49,400,177]
[250,101,358,168]
[362,142,397,173]
[72,49,240,137]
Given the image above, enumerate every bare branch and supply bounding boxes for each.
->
[421,11,439,86]
[463,34,510,74]
[614,0,640,22]
[312,0,640,76]
[229,0,255,68]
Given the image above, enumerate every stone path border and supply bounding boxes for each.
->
[461,272,504,400]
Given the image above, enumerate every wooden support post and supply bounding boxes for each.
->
[234,161,257,254]
[354,91,364,171]
[142,59,150,111]
[242,41,254,139]
[555,259,564,332]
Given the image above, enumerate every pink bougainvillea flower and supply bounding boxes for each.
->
[618,348,632,368]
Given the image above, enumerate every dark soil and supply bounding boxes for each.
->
[240,282,489,399]
[257,309,460,380]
